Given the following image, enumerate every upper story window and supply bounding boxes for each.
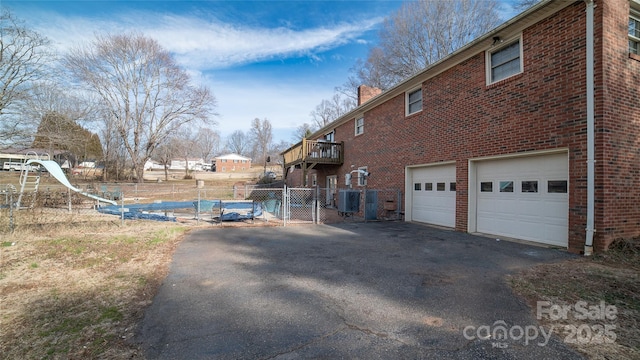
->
[630,8,640,55]
[406,87,422,116]
[487,36,522,84]
[324,131,335,142]
[355,117,364,135]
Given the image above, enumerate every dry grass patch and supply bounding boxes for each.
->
[0,217,188,359]
[509,239,640,360]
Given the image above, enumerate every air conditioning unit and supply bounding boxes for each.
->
[338,190,360,213]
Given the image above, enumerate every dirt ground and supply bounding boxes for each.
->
[508,239,640,359]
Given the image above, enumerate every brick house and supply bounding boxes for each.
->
[214,153,252,172]
[282,0,640,254]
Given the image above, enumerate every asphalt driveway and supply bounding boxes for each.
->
[137,222,584,359]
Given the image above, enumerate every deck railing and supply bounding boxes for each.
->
[282,139,344,168]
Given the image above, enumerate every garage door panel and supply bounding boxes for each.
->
[410,165,456,228]
[475,153,568,247]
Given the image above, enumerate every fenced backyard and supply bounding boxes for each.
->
[1,173,403,235]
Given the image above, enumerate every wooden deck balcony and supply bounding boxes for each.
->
[282,139,344,169]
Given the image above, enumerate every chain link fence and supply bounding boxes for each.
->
[1,179,403,235]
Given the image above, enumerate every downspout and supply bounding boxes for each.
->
[584,0,595,256]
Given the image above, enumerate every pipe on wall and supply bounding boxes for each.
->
[584,0,596,255]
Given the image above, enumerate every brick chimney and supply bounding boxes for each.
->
[357,85,382,106]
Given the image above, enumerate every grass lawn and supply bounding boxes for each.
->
[509,240,640,359]
[0,218,189,359]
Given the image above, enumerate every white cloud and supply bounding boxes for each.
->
[25,9,382,71]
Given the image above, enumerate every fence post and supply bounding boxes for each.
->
[315,186,321,224]
[196,189,201,224]
[121,194,125,226]
[9,191,15,234]
[282,185,287,227]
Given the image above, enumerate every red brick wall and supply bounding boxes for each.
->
[598,0,640,250]
[289,1,637,253]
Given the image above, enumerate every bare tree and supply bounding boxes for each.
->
[171,129,199,178]
[18,81,101,155]
[249,118,273,165]
[514,0,541,12]
[0,9,54,144]
[194,127,220,164]
[226,130,249,156]
[348,0,501,90]
[293,122,315,142]
[153,139,176,181]
[309,93,356,129]
[64,33,217,182]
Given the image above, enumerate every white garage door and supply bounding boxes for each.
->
[476,153,568,247]
[410,164,456,227]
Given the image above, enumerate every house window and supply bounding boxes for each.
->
[487,37,522,84]
[357,166,368,186]
[406,87,422,116]
[630,8,640,55]
[325,131,335,142]
[355,117,364,135]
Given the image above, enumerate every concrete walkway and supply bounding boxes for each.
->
[136,222,583,359]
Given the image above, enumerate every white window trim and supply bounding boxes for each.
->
[357,166,368,186]
[631,6,640,54]
[355,116,364,136]
[325,130,335,142]
[405,87,423,116]
[485,34,523,85]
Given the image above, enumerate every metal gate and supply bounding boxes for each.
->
[283,187,324,225]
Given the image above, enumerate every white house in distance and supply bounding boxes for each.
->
[214,153,251,173]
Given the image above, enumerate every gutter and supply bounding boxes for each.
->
[584,0,595,256]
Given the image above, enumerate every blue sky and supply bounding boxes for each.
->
[4,0,520,145]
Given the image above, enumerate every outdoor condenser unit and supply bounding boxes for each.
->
[338,190,360,213]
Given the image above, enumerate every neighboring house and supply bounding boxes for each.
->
[282,0,640,254]
[214,154,252,172]
[170,158,205,171]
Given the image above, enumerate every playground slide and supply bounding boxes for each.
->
[26,159,118,206]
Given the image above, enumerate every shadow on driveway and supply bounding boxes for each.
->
[136,222,584,359]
